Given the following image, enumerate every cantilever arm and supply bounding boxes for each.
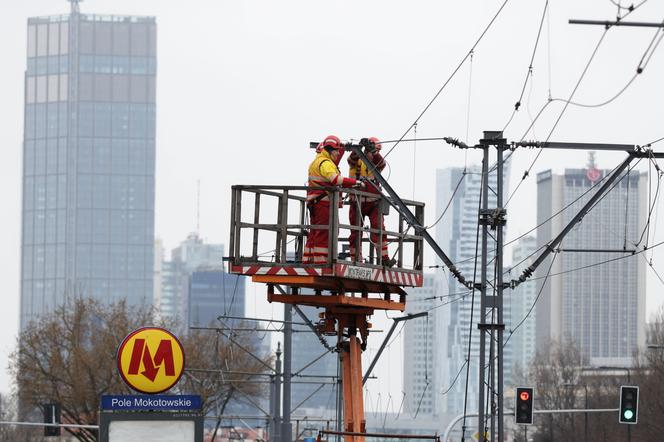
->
[513,149,664,287]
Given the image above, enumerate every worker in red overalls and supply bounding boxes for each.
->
[347,137,396,267]
[303,135,364,264]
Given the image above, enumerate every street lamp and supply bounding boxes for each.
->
[563,383,589,442]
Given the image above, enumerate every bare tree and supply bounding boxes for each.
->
[9,297,271,442]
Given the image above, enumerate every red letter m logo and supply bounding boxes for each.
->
[127,339,175,382]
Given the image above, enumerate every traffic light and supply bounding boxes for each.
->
[515,387,534,425]
[42,403,61,436]
[619,385,639,424]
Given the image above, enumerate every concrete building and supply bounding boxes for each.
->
[506,235,538,385]
[435,160,510,415]
[20,2,157,329]
[535,158,647,366]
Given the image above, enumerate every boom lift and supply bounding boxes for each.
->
[228,143,426,441]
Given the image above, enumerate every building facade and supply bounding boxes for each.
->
[535,162,647,366]
[156,233,225,324]
[403,274,438,417]
[435,161,510,415]
[506,235,537,384]
[20,5,157,329]
[188,269,245,327]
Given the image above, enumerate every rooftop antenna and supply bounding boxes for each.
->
[196,179,201,237]
[67,0,82,14]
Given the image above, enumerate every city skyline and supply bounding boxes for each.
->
[2,0,664,412]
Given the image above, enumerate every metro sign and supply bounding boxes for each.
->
[117,327,185,394]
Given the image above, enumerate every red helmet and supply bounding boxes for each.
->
[320,135,345,164]
[321,135,342,150]
[369,137,382,151]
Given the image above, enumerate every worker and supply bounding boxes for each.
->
[303,135,364,264]
[347,137,396,267]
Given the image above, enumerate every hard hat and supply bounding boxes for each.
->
[369,137,382,151]
[321,135,343,150]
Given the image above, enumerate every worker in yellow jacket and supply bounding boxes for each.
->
[347,137,396,267]
[304,135,364,264]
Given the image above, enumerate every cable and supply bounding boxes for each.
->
[504,250,558,348]
[502,0,549,134]
[383,0,511,160]
[461,162,485,440]
[424,169,467,229]
[506,29,611,208]
[522,238,664,283]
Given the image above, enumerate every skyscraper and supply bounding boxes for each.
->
[20,2,157,329]
[156,233,225,324]
[506,235,537,384]
[535,159,647,366]
[403,274,438,417]
[435,161,510,415]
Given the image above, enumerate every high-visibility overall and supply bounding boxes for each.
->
[347,151,388,261]
[304,150,357,264]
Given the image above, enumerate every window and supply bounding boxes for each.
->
[94,103,112,136]
[129,139,145,174]
[24,140,35,176]
[111,103,129,137]
[78,103,94,136]
[78,137,93,173]
[94,74,112,102]
[94,138,111,174]
[111,139,128,174]
[58,102,68,135]
[77,175,92,209]
[93,175,110,209]
[57,175,67,209]
[75,244,91,278]
[92,212,110,244]
[129,104,146,138]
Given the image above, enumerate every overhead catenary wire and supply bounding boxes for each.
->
[383,0,511,160]
[502,0,549,134]
[506,2,653,207]
[506,28,611,208]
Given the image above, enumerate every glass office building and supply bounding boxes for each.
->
[20,6,157,329]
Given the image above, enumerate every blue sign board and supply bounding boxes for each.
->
[101,395,202,411]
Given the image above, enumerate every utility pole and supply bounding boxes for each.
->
[271,343,282,442]
[476,131,508,442]
[282,302,293,442]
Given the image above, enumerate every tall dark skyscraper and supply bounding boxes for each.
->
[20,1,157,329]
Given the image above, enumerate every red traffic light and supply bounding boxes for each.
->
[520,391,530,401]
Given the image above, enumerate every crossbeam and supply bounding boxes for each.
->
[570,19,664,28]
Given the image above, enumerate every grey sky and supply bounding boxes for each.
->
[2,0,664,407]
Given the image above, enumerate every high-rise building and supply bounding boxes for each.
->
[156,233,225,324]
[435,161,510,415]
[403,274,438,417]
[20,3,157,329]
[189,269,245,327]
[535,159,647,366]
[506,235,537,384]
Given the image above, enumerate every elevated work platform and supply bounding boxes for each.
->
[228,185,425,308]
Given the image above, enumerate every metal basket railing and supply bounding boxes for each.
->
[229,185,424,271]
